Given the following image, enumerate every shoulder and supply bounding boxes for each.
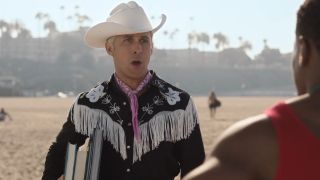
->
[151,74,194,111]
[67,81,110,119]
[211,114,277,177]
[75,81,110,105]
[213,114,275,152]
[151,75,192,107]
[184,115,278,180]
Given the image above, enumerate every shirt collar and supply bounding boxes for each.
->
[103,70,167,95]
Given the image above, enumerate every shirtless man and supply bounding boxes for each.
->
[184,0,320,179]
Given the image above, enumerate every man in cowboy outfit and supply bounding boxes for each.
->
[42,1,205,180]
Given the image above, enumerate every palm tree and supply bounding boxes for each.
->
[213,32,229,51]
[263,39,269,49]
[188,16,194,30]
[67,15,73,30]
[169,28,179,49]
[160,30,168,49]
[35,12,44,37]
[10,21,23,38]
[42,13,50,20]
[238,36,243,44]
[238,36,252,52]
[75,14,91,30]
[240,41,252,52]
[35,12,49,57]
[75,5,80,11]
[163,30,168,36]
[60,5,65,31]
[197,33,210,45]
[196,32,210,61]
[6,21,24,57]
[187,31,197,49]
[17,28,32,39]
[0,20,8,37]
[0,20,9,56]
[44,20,58,37]
[35,12,50,37]
[0,21,11,39]
[35,12,45,37]
[161,29,178,49]
[169,28,179,41]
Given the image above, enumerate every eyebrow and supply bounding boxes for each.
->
[122,35,132,39]
[140,36,150,39]
[122,35,150,39]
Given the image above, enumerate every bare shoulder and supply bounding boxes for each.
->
[184,114,278,180]
[213,114,276,156]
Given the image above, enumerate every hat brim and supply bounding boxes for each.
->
[85,14,166,48]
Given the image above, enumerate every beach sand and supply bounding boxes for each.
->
[0,96,283,179]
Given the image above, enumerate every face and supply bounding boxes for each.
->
[106,32,153,83]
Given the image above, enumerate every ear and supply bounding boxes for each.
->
[298,36,311,66]
[105,42,113,56]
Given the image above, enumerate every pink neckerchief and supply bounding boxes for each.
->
[115,72,153,142]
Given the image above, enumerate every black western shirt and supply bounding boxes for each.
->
[42,72,205,180]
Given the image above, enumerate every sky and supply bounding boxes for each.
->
[1,0,304,56]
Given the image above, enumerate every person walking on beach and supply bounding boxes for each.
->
[0,108,12,122]
[208,91,221,119]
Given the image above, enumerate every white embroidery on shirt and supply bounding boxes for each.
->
[86,84,106,103]
[102,95,112,104]
[142,103,153,115]
[161,87,181,105]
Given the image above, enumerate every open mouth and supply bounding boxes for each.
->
[131,61,142,66]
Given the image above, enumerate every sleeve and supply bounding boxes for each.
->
[41,104,87,180]
[175,124,205,178]
[174,98,205,178]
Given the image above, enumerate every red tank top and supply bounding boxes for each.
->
[265,102,320,180]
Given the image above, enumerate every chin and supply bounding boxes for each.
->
[132,69,148,76]
[294,76,307,95]
[129,73,146,81]
[296,87,307,96]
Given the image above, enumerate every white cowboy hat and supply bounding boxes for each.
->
[84,1,166,48]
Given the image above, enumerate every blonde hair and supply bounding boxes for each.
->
[106,36,116,47]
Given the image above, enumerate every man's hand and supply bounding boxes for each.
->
[58,175,64,180]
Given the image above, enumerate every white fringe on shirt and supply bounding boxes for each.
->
[71,98,198,164]
[133,98,198,163]
[72,104,127,160]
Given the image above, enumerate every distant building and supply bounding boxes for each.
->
[0,76,17,88]
[0,37,58,61]
[0,27,90,62]
[0,76,21,96]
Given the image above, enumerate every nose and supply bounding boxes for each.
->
[133,41,143,54]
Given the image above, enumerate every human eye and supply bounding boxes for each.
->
[123,36,133,43]
[140,37,150,43]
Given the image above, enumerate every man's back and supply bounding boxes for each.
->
[266,99,320,180]
[184,0,320,179]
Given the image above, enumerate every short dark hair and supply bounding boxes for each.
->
[296,0,320,49]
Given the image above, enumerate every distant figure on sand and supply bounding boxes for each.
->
[0,108,12,122]
[208,91,221,118]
